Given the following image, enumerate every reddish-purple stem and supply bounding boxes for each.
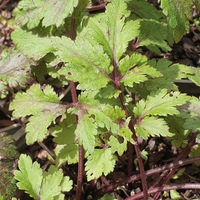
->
[129,124,148,199]
[93,156,200,197]
[76,145,84,200]
[152,132,196,200]
[70,82,84,200]
[67,9,84,198]
[125,183,200,200]
[118,91,148,199]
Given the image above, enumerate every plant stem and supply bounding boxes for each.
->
[125,183,200,200]
[130,124,148,199]
[116,88,148,198]
[118,92,148,198]
[70,81,84,200]
[152,132,197,200]
[76,145,84,200]
[93,156,200,197]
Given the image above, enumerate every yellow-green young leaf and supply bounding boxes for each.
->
[88,105,124,134]
[51,117,76,145]
[15,157,70,200]
[172,168,185,179]
[25,114,54,145]
[88,0,139,61]
[118,53,148,76]
[170,190,182,200]
[140,150,148,160]
[109,135,127,156]
[9,84,66,144]
[61,176,73,192]
[11,29,54,60]
[85,148,117,181]
[40,166,63,200]
[159,0,193,42]
[135,117,173,140]
[119,54,162,88]
[75,114,97,154]
[55,144,78,166]
[119,118,134,143]
[14,154,43,199]
[134,89,190,118]
[52,36,112,90]
[121,64,162,87]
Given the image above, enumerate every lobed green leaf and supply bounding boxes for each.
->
[144,59,194,93]
[88,0,139,61]
[52,36,112,90]
[75,114,97,154]
[55,144,78,166]
[180,99,200,132]
[14,154,43,199]
[40,166,63,199]
[134,89,190,118]
[13,0,79,28]
[10,84,66,144]
[0,49,35,98]
[109,135,127,156]
[138,19,171,53]
[135,116,173,140]
[14,155,72,200]
[13,0,43,29]
[11,29,54,60]
[125,0,162,21]
[159,0,193,42]
[85,148,117,181]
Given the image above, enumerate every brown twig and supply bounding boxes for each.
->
[38,142,56,160]
[0,0,11,9]
[125,183,200,200]
[87,3,107,13]
[152,132,197,200]
[93,156,200,197]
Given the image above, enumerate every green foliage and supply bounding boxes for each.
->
[85,148,117,181]
[14,154,72,200]
[100,193,117,200]
[1,0,199,199]
[10,84,67,145]
[11,29,54,60]
[0,48,35,98]
[13,0,79,28]
[159,0,193,42]
[52,35,112,90]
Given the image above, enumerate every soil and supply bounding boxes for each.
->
[0,0,200,199]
